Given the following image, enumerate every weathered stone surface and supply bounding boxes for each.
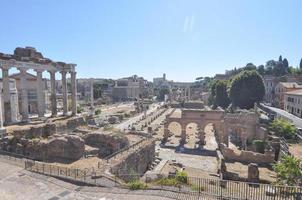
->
[248,163,259,183]
[23,135,85,161]
[83,132,129,157]
[110,140,155,181]
[220,143,275,164]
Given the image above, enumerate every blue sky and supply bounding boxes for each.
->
[0,0,302,81]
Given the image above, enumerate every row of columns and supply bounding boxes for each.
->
[1,66,77,124]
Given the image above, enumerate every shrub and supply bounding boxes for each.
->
[127,180,147,190]
[176,171,188,184]
[252,140,266,153]
[156,177,179,186]
[94,109,101,115]
[269,119,297,139]
[77,105,84,113]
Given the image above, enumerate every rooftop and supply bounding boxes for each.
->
[285,89,302,96]
[278,82,302,89]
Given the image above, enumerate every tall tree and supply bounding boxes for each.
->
[300,58,302,69]
[244,63,257,71]
[282,58,289,69]
[279,55,283,62]
[229,70,265,109]
[257,65,265,75]
[213,80,230,108]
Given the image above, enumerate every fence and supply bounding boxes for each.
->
[1,150,302,199]
[119,173,302,200]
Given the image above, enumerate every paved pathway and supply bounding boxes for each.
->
[0,160,175,200]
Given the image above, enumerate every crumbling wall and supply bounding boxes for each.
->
[83,132,129,157]
[110,140,155,181]
[220,143,275,164]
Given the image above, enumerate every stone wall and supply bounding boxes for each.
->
[83,132,129,157]
[110,140,155,181]
[220,143,275,164]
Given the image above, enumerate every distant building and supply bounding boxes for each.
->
[262,75,279,105]
[9,72,49,115]
[153,73,171,89]
[275,82,302,109]
[284,89,302,118]
[112,75,148,102]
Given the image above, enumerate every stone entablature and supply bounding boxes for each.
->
[0,47,77,125]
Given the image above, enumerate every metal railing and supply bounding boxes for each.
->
[1,150,302,199]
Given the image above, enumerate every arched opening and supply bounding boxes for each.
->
[185,122,199,148]
[168,122,182,137]
[203,123,218,150]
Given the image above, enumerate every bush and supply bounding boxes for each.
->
[94,109,101,115]
[273,155,302,186]
[176,171,188,184]
[77,105,84,113]
[127,180,147,190]
[156,171,188,187]
[156,177,179,186]
[269,119,297,139]
[252,140,266,153]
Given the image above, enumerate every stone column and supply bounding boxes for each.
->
[36,69,45,118]
[2,66,11,124]
[70,71,77,115]
[49,71,57,117]
[19,68,29,122]
[61,71,68,115]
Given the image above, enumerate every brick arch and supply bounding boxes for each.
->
[163,109,224,144]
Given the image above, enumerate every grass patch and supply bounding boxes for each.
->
[156,177,180,186]
[155,171,188,187]
[127,180,147,190]
[190,184,205,191]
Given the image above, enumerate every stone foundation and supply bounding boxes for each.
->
[220,143,275,164]
[110,140,155,181]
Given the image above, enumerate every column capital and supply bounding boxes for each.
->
[60,70,67,75]
[70,71,77,75]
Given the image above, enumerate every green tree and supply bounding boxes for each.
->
[279,55,283,62]
[257,65,265,75]
[229,70,265,109]
[273,155,302,186]
[282,58,289,69]
[158,88,169,101]
[269,119,297,139]
[244,63,257,71]
[300,58,302,69]
[212,80,230,108]
[93,84,102,99]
